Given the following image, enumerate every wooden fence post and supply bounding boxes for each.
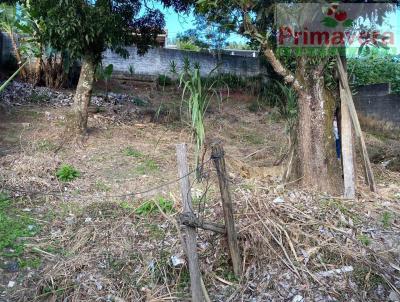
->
[211,141,242,277]
[176,143,203,302]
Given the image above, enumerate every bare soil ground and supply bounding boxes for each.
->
[0,81,399,302]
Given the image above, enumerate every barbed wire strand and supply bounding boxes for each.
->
[1,158,213,201]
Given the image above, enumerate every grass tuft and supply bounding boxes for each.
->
[123,147,143,158]
[358,234,371,246]
[381,211,392,228]
[135,159,159,175]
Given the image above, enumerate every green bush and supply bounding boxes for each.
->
[176,40,200,51]
[56,164,80,181]
[348,54,400,94]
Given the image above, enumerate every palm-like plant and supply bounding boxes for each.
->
[275,81,298,135]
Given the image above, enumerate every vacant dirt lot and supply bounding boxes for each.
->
[0,81,399,302]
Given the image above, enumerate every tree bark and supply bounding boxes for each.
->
[292,61,342,194]
[33,55,42,87]
[9,33,27,80]
[244,17,343,193]
[70,56,95,136]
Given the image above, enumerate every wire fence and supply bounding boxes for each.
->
[0,157,214,214]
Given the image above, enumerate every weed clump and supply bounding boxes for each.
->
[0,192,38,256]
[123,147,143,158]
[358,234,371,246]
[135,197,174,216]
[381,211,392,228]
[135,159,159,175]
[56,164,80,181]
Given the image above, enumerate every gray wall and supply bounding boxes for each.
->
[0,32,14,65]
[0,33,262,77]
[354,84,400,126]
[102,47,263,77]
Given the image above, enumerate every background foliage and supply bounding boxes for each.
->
[348,54,400,94]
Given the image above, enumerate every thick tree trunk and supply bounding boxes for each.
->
[70,56,95,136]
[291,59,342,194]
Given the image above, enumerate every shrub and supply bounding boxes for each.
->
[158,74,173,87]
[56,164,80,181]
[177,40,200,51]
[348,54,400,94]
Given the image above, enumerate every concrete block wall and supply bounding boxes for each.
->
[1,33,262,77]
[354,84,400,126]
[354,95,400,126]
[102,47,262,77]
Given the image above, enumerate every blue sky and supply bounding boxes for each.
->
[383,9,400,54]
[146,3,246,45]
[158,4,399,53]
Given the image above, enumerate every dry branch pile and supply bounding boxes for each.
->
[227,184,400,301]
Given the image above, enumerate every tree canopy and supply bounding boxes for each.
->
[177,15,231,51]
[23,0,191,62]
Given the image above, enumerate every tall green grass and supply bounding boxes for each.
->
[180,67,222,170]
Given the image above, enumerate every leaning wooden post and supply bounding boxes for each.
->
[340,83,356,199]
[336,55,376,192]
[176,143,203,302]
[211,141,242,277]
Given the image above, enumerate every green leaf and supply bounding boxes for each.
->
[321,17,338,28]
[342,19,353,28]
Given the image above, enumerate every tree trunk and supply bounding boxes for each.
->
[70,56,95,136]
[291,58,342,194]
[9,33,27,80]
[33,56,42,87]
